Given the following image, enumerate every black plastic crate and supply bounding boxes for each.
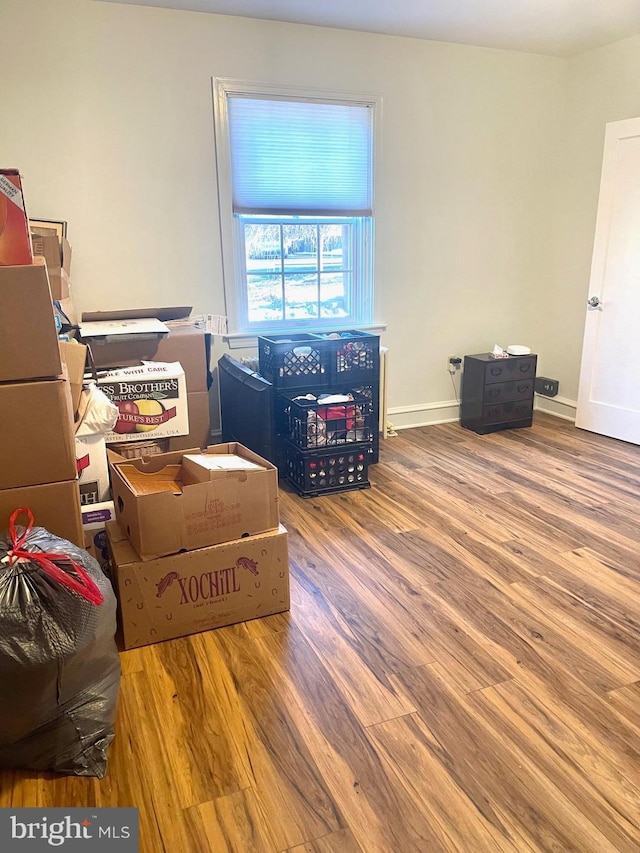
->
[349,382,381,463]
[318,330,380,385]
[285,443,372,497]
[280,389,376,450]
[258,333,330,389]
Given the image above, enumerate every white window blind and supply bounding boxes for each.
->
[227,96,373,216]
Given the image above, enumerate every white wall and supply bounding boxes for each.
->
[536,35,640,418]
[2,0,570,428]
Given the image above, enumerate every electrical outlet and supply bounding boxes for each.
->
[447,355,462,373]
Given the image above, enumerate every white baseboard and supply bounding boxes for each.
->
[533,395,577,422]
[385,395,578,432]
[387,400,460,431]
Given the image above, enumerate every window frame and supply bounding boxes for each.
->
[213,78,381,343]
[236,214,372,332]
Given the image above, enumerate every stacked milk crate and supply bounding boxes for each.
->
[258,330,380,497]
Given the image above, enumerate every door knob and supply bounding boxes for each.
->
[587,296,602,308]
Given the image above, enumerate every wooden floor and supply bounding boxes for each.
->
[2,412,640,851]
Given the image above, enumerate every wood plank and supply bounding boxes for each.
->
[118,645,147,675]
[391,663,622,852]
[372,465,527,545]
[255,629,452,852]
[417,545,639,694]
[99,668,192,853]
[285,827,363,853]
[204,627,346,851]
[184,787,279,853]
[367,523,539,591]
[289,574,417,727]
[508,576,640,683]
[501,541,640,635]
[288,537,439,674]
[490,488,640,574]
[366,713,521,851]
[143,635,253,805]
[467,679,640,851]
[607,682,640,732]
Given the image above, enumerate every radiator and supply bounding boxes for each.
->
[379,346,390,439]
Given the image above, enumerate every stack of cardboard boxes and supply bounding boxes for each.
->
[0,169,291,649]
[81,317,212,454]
[72,315,213,564]
[0,169,94,544]
[106,442,290,649]
[0,258,83,545]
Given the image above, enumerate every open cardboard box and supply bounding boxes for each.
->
[110,442,279,560]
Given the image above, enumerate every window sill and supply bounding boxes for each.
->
[223,323,387,350]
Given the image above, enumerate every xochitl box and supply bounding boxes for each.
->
[97,361,189,443]
[107,521,289,649]
[109,442,279,560]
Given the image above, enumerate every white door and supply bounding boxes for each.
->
[576,116,640,444]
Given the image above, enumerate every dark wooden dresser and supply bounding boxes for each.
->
[460,352,537,434]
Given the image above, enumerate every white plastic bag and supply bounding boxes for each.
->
[75,382,119,437]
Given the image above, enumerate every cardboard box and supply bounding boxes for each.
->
[97,361,189,443]
[0,170,32,265]
[86,323,208,392]
[0,480,83,547]
[0,378,76,490]
[31,233,72,273]
[55,294,78,328]
[59,340,87,415]
[82,500,115,571]
[48,267,70,302]
[31,233,72,301]
[110,442,279,560]
[75,434,110,506]
[108,521,289,649]
[0,258,62,382]
[168,391,211,452]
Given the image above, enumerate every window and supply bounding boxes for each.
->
[213,80,377,337]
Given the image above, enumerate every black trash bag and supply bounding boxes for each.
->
[0,508,121,778]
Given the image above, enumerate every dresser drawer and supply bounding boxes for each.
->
[483,378,534,404]
[482,399,534,425]
[484,356,536,385]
